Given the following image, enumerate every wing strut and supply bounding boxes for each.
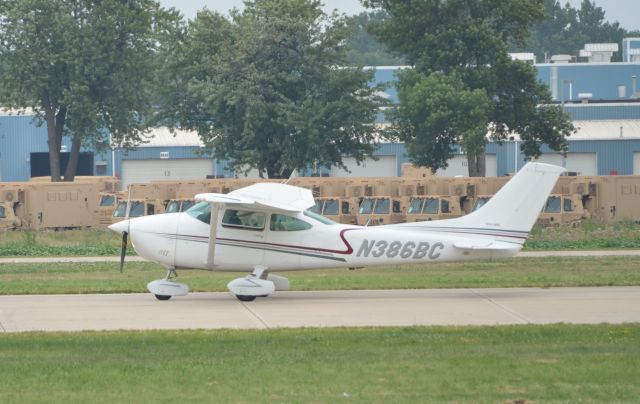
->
[206,203,220,269]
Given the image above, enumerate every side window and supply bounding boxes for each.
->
[222,209,265,230]
[0,206,5,218]
[564,198,573,212]
[270,214,312,231]
[341,201,350,214]
[441,199,450,214]
[147,204,155,215]
[544,196,561,213]
[392,200,401,213]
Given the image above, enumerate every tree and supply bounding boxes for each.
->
[159,0,386,179]
[366,0,574,176]
[343,11,405,66]
[0,0,179,181]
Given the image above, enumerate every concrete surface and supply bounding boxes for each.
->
[0,287,638,333]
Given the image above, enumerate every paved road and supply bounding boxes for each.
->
[0,287,638,333]
[2,250,640,264]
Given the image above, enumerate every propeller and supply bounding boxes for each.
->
[119,184,133,273]
[119,230,128,273]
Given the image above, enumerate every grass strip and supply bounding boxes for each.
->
[1,256,639,295]
[0,324,638,403]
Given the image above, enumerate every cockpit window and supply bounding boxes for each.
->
[181,200,195,211]
[222,209,265,230]
[309,200,323,214]
[0,206,5,218]
[186,201,211,224]
[359,199,374,214]
[304,210,335,225]
[270,214,312,231]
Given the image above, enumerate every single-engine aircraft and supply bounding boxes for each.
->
[109,162,564,301]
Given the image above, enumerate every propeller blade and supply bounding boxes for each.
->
[119,231,128,273]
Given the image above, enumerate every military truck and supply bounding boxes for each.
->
[309,196,359,224]
[537,194,589,227]
[0,181,101,230]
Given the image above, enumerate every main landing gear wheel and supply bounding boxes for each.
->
[154,294,172,301]
[235,295,257,302]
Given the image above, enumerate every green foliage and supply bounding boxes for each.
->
[0,0,181,180]
[366,0,573,176]
[0,325,639,402]
[158,0,387,178]
[343,11,405,66]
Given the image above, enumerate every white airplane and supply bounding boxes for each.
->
[109,162,564,301]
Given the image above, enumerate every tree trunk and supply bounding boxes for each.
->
[44,107,61,182]
[63,135,82,181]
[43,100,67,182]
[466,150,486,177]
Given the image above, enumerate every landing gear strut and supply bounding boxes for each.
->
[147,267,190,301]
[227,266,290,302]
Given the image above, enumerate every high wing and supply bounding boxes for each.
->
[195,182,315,213]
[194,182,316,269]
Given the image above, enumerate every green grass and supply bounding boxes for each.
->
[1,256,640,295]
[525,220,640,250]
[0,229,125,257]
[0,324,638,403]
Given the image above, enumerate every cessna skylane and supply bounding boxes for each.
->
[109,162,564,301]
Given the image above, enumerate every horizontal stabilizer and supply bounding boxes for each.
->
[453,241,520,252]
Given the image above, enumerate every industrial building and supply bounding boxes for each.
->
[1,39,639,187]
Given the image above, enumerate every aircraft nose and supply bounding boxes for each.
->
[108,220,129,234]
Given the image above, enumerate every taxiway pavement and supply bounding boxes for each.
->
[0,287,638,333]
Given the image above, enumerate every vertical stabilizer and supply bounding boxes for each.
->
[448,162,565,233]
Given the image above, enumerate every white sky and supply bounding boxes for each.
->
[159,0,638,31]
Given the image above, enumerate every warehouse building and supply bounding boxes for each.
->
[1,41,640,185]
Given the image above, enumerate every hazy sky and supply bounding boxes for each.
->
[159,0,639,31]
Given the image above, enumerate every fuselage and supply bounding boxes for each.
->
[112,205,523,272]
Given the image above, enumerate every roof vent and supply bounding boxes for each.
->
[581,43,618,63]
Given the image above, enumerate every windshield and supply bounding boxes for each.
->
[423,198,438,214]
[304,210,335,224]
[323,199,339,215]
[373,198,389,214]
[408,198,423,214]
[166,201,180,213]
[359,199,374,214]
[113,201,144,217]
[544,196,561,213]
[0,206,5,218]
[309,200,323,214]
[186,201,211,224]
[99,195,115,207]
[181,200,195,212]
[473,197,490,212]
